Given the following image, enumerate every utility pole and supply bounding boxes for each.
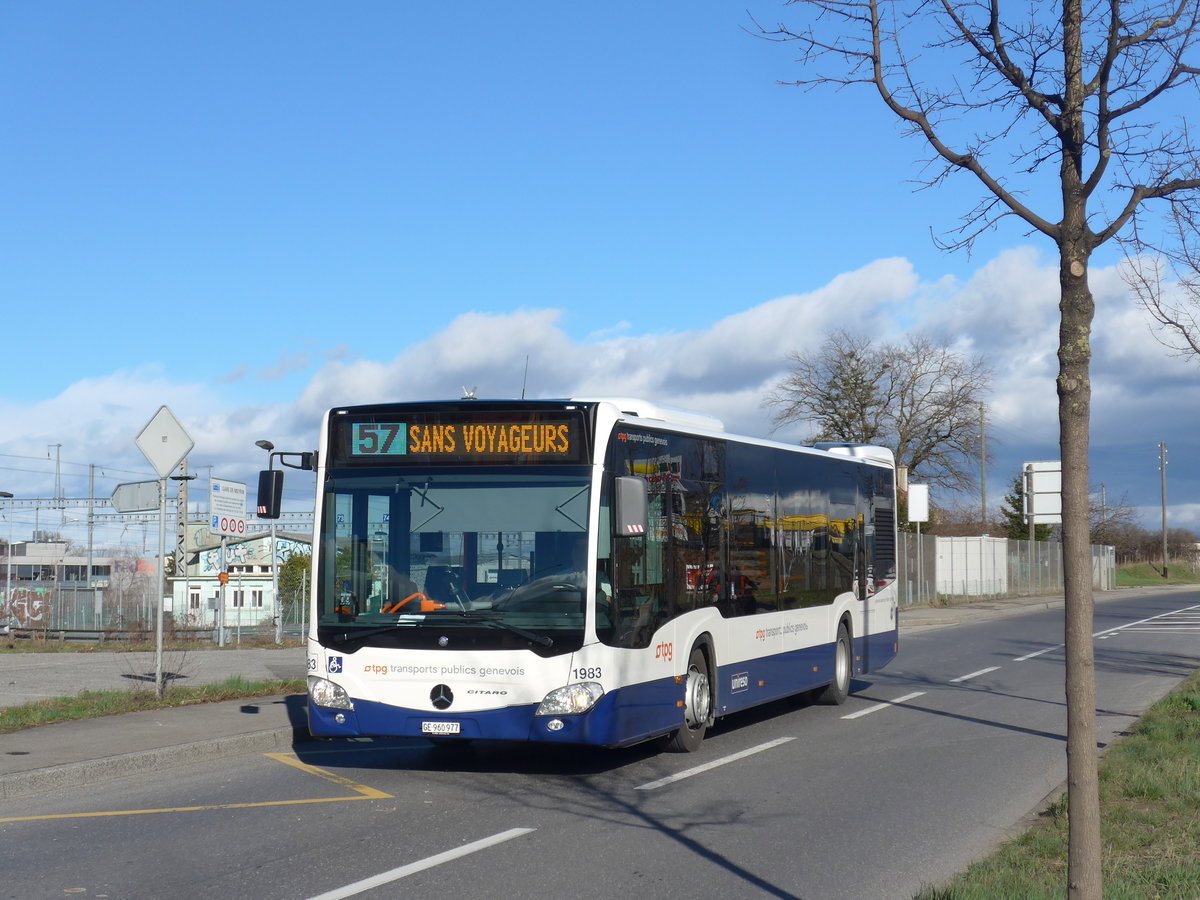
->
[88,464,98,625]
[1025,464,1036,544]
[1160,442,1168,578]
[49,443,63,507]
[171,462,197,629]
[979,402,987,532]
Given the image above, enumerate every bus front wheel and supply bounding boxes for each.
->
[665,646,712,753]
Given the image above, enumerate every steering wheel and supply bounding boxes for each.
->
[382,592,429,614]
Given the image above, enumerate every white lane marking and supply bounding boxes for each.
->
[305,828,536,900]
[840,691,926,720]
[1014,603,1200,660]
[950,666,1000,683]
[1093,603,1200,639]
[634,737,795,791]
[1014,644,1061,662]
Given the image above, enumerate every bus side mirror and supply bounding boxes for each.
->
[614,476,648,536]
[257,470,284,519]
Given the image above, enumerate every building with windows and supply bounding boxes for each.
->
[170,522,310,630]
[2,539,119,630]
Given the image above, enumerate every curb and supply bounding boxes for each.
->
[0,725,308,803]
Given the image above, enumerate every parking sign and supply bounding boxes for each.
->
[210,478,248,536]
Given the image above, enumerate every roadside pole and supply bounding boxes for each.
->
[155,477,168,696]
[134,406,193,699]
[218,536,228,647]
[210,478,247,645]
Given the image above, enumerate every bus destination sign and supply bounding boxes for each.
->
[336,411,585,465]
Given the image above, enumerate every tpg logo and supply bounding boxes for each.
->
[654,641,673,663]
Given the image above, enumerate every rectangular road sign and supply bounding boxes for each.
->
[210,477,248,536]
[111,480,161,513]
[1022,461,1063,524]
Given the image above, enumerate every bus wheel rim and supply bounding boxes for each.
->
[686,664,711,728]
[836,634,849,688]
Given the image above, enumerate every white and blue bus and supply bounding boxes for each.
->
[259,398,899,752]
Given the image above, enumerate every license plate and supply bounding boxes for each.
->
[421,721,461,735]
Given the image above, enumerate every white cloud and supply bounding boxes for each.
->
[3,250,1200,538]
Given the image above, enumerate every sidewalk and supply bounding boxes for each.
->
[1,588,1190,802]
[0,647,308,801]
[897,592,1067,629]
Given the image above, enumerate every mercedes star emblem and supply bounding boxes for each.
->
[430,684,454,710]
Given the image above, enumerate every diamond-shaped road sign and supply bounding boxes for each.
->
[136,406,194,478]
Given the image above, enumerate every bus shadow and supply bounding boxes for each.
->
[287,718,814,897]
[288,679,872,776]
[290,732,664,776]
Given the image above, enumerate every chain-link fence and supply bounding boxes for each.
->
[1,579,294,640]
[5,537,1118,630]
[896,534,1116,607]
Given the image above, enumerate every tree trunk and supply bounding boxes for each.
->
[1059,232,1102,898]
[1059,0,1102,890]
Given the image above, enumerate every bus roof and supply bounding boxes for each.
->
[571,397,726,432]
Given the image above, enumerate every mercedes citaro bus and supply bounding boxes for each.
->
[257,397,898,751]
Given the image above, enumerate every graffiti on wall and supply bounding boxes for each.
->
[196,537,307,575]
[2,589,46,627]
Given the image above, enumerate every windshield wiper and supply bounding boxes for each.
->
[443,611,555,647]
[325,613,554,648]
[326,622,420,645]
[554,485,588,530]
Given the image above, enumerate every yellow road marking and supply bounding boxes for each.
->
[262,752,393,799]
[0,753,393,823]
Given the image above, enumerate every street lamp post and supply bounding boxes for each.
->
[1,492,13,620]
[255,440,282,644]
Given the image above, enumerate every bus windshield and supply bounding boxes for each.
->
[316,467,591,654]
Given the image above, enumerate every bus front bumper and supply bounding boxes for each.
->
[307,676,682,748]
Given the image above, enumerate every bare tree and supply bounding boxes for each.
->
[1089,485,1142,547]
[767,329,991,491]
[1124,204,1200,356]
[757,2,1200,894]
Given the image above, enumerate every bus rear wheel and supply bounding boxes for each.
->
[813,622,851,705]
[665,646,712,752]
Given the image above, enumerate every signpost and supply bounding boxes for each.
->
[209,478,248,536]
[135,406,194,697]
[1023,461,1063,542]
[209,478,246,646]
[908,484,930,606]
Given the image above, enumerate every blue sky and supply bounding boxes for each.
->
[1,2,1197,547]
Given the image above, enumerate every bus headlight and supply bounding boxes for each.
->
[308,675,355,710]
[536,682,604,716]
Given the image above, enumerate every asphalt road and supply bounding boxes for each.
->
[1,588,1197,900]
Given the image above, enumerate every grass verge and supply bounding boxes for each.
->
[0,676,307,735]
[1115,563,1200,587]
[1,635,304,653]
[916,669,1200,899]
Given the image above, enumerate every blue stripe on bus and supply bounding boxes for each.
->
[307,674,687,748]
[308,626,898,747]
[714,627,899,716]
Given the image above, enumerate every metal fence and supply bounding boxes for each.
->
[896,534,1116,607]
[0,581,303,638]
[4,537,1118,631]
